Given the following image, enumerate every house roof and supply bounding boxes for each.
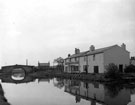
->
[66,51,89,59]
[131,57,135,60]
[65,45,119,59]
[38,62,50,66]
[86,45,117,55]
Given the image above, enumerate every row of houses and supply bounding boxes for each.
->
[64,43,130,73]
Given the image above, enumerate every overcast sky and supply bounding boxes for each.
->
[0,0,135,66]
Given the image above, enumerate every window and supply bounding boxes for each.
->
[119,64,123,72]
[94,82,99,88]
[84,56,87,61]
[93,55,95,61]
[69,58,71,62]
[65,67,68,72]
[74,66,79,71]
[83,82,88,88]
[66,59,69,63]
[75,57,78,62]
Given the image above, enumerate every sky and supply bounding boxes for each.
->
[0,0,135,66]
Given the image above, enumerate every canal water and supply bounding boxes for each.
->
[1,74,135,105]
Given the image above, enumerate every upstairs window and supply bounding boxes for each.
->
[94,82,99,88]
[75,57,77,62]
[84,56,87,61]
[66,59,69,63]
[93,55,95,61]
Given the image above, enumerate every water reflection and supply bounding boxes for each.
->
[53,78,64,89]
[1,76,135,105]
[0,74,35,84]
[11,68,25,80]
[64,79,131,105]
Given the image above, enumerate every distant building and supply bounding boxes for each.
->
[64,43,130,73]
[38,62,50,70]
[130,57,135,65]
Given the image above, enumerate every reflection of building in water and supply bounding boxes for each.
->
[64,79,80,103]
[64,80,131,105]
[53,78,64,89]
[0,84,10,105]
[38,78,50,83]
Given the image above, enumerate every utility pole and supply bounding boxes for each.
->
[26,59,28,65]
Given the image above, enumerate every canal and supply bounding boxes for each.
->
[1,73,135,105]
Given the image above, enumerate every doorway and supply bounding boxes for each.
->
[119,64,123,72]
[94,66,99,73]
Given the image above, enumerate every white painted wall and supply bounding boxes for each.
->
[104,46,130,72]
[64,45,130,73]
[79,56,87,72]
[88,53,104,73]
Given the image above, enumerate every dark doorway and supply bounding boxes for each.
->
[94,66,99,73]
[83,65,88,74]
[119,64,123,72]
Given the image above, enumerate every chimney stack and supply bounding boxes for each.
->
[90,45,95,51]
[26,59,28,65]
[68,54,71,57]
[75,48,80,54]
[121,43,126,50]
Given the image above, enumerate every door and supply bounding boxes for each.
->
[94,66,99,73]
[119,64,123,72]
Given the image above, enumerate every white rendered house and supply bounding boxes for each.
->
[64,43,130,73]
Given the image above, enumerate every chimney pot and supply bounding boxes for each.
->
[75,48,80,54]
[121,43,126,50]
[68,54,71,57]
[90,45,95,51]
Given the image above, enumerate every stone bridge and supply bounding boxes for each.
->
[0,64,35,75]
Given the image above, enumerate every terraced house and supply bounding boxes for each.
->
[64,43,130,73]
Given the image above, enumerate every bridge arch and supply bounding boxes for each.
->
[1,65,34,75]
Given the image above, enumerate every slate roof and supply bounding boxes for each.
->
[66,51,89,59]
[65,45,118,59]
[86,45,117,55]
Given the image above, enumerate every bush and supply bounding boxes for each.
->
[105,63,121,79]
[124,64,135,73]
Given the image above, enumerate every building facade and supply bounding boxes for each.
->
[38,62,50,70]
[130,57,135,65]
[64,43,130,73]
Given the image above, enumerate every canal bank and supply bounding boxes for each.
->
[29,71,135,82]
